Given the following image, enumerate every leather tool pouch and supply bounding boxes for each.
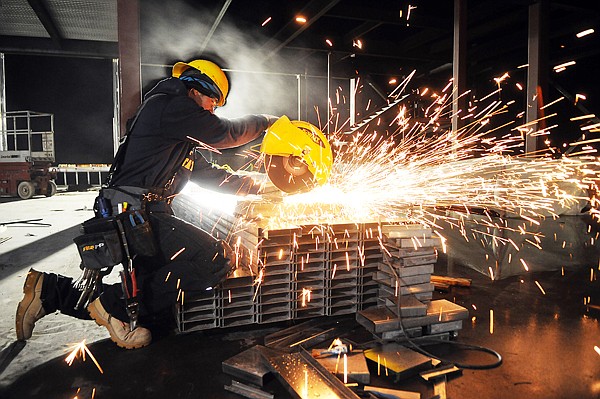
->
[121,211,158,257]
[74,217,124,269]
[74,211,157,269]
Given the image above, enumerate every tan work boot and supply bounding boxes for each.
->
[87,298,151,349]
[15,269,47,341]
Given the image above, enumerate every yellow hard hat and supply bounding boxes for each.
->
[261,116,333,192]
[172,59,229,106]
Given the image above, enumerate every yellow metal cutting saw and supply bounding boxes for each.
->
[260,116,333,194]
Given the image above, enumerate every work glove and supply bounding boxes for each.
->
[194,240,232,290]
[211,239,233,277]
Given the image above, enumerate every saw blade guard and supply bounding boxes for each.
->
[260,116,333,192]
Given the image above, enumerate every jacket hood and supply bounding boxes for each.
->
[144,77,187,99]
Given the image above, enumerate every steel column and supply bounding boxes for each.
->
[112,59,121,155]
[350,78,356,127]
[525,0,549,154]
[0,53,6,151]
[452,0,467,134]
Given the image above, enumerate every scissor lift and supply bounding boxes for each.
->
[0,111,57,199]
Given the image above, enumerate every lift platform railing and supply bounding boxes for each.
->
[1,110,55,162]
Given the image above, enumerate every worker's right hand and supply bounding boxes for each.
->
[208,240,233,284]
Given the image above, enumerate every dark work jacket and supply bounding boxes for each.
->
[110,78,269,197]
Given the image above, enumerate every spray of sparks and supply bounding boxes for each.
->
[301,287,312,307]
[239,72,598,245]
[179,70,600,288]
[65,340,104,374]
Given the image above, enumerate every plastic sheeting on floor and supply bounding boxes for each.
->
[442,211,600,279]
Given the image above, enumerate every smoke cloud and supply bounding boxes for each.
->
[141,1,321,120]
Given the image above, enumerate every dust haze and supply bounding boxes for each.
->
[142,1,322,120]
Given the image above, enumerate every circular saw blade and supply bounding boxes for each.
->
[265,154,316,193]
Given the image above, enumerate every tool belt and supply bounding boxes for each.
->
[73,210,157,270]
[97,186,173,216]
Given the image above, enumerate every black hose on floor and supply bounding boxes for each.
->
[405,337,503,370]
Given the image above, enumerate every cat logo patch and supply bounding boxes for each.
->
[182,157,194,171]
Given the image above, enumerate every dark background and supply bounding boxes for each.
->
[5,55,114,164]
[2,0,599,164]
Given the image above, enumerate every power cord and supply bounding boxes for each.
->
[381,256,503,370]
[404,337,503,370]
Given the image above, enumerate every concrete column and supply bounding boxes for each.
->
[117,0,142,139]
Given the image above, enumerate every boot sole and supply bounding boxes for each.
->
[15,270,43,341]
[88,301,149,350]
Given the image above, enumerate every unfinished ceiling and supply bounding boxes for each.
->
[1,0,598,82]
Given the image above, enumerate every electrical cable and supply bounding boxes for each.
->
[380,255,503,370]
[404,337,503,370]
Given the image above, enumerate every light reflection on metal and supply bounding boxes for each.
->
[258,346,361,399]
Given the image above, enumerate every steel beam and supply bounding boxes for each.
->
[26,0,62,47]
[263,0,342,61]
[0,36,118,59]
[199,0,233,54]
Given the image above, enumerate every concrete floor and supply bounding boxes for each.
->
[0,191,109,387]
[0,192,599,398]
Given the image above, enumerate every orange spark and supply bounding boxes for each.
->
[65,340,104,374]
[171,247,186,260]
[301,287,312,307]
[576,28,594,38]
[553,61,576,70]
[534,280,546,295]
[570,114,595,121]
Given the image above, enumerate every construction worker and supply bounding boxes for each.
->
[15,59,278,349]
